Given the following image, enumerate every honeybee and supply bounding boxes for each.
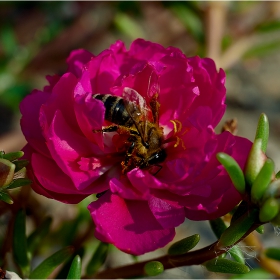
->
[93,87,166,174]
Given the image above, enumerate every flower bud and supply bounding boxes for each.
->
[144,261,164,276]
[259,198,279,222]
[0,158,15,188]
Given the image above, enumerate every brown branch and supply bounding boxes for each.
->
[93,221,262,279]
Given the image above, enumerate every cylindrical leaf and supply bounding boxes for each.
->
[29,246,74,279]
[218,209,258,248]
[210,218,227,239]
[265,247,280,261]
[0,158,15,188]
[0,191,13,204]
[144,261,164,276]
[229,246,245,264]
[86,242,109,276]
[251,159,274,203]
[262,180,280,201]
[14,160,29,172]
[168,234,200,256]
[67,255,81,279]
[204,258,250,274]
[231,201,249,225]
[13,209,29,275]
[259,198,279,222]
[244,139,266,186]
[255,113,269,153]
[27,217,52,255]
[229,267,272,279]
[3,151,24,161]
[216,153,245,194]
[271,212,280,226]
[7,178,32,190]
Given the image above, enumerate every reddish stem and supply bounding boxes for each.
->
[94,222,262,279]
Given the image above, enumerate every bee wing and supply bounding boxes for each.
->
[123,87,151,143]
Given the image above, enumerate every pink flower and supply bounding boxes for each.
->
[20,39,252,255]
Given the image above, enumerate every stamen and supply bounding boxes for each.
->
[170,119,183,134]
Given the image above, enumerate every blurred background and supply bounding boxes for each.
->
[1,1,280,278]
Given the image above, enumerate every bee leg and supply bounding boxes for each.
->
[121,142,135,174]
[152,164,162,176]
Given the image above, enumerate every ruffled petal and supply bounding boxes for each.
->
[88,192,175,255]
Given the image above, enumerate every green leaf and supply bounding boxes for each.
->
[219,209,258,248]
[275,171,280,179]
[231,201,249,225]
[231,267,273,279]
[7,178,32,190]
[168,234,200,256]
[244,139,266,186]
[29,246,74,279]
[2,151,24,161]
[67,255,81,279]
[265,247,280,261]
[259,198,279,222]
[254,113,269,153]
[256,225,264,234]
[210,218,228,239]
[0,158,15,188]
[27,217,52,255]
[0,191,13,204]
[13,209,29,276]
[251,159,274,203]
[217,153,246,194]
[86,242,109,276]
[228,245,245,264]
[204,258,250,274]
[144,261,164,276]
[14,159,29,172]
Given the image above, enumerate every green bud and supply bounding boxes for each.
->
[144,261,164,276]
[230,267,272,279]
[3,151,24,161]
[244,139,266,186]
[210,218,227,239]
[168,234,200,256]
[271,212,280,226]
[264,247,280,261]
[218,209,258,248]
[0,158,15,188]
[259,198,279,222]
[275,170,280,179]
[251,159,274,204]
[204,258,250,274]
[255,225,265,234]
[255,113,269,153]
[217,153,246,194]
[228,245,245,264]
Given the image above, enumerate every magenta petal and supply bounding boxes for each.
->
[45,110,111,192]
[148,196,185,229]
[20,89,51,157]
[67,49,94,78]
[88,192,175,255]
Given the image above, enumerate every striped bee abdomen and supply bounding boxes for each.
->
[93,94,134,127]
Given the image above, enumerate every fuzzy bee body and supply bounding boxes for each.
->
[93,89,166,173]
[93,94,134,127]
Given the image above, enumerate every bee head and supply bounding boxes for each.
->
[147,149,167,166]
